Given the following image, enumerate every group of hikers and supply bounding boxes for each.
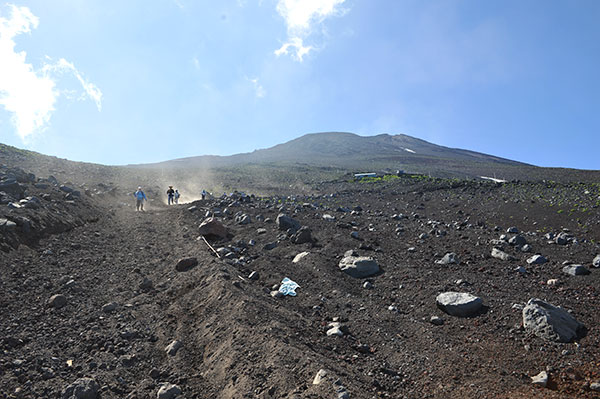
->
[133,186,208,211]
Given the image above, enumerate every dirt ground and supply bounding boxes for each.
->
[1,175,600,398]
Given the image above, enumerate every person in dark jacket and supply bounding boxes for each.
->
[167,186,175,205]
[134,187,147,211]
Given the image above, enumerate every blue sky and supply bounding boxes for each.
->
[0,1,599,168]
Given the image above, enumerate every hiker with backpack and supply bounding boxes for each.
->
[167,186,175,205]
[134,187,147,211]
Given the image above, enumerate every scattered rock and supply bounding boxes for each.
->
[338,254,380,278]
[313,369,328,385]
[562,264,590,276]
[248,271,259,280]
[175,257,198,272]
[531,371,548,387]
[592,254,600,268]
[522,298,584,342]
[49,294,67,309]
[157,383,182,399]
[527,254,547,264]
[291,226,313,244]
[165,340,182,356]
[435,252,459,265]
[276,213,300,232]
[292,252,309,263]
[102,302,117,313]
[508,235,527,246]
[436,292,483,317]
[491,248,514,261]
[198,217,228,239]
[62,377,99,399]
[430,315,444,325]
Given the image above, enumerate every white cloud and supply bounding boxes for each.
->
[249,78,266,98]
[0,4,102,141]
[275,0,346,61]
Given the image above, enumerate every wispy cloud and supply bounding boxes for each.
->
[0,4,102,140]
[248,77,266,98]
[275,0,347,61]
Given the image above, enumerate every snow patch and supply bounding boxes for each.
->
[480,176,507,183]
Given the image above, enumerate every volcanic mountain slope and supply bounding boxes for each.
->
[2,162,600,398]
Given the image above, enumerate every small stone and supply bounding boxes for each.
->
[49,294,67,309]
[175,257,198,272]
[363,281,373,289]
[102,302,117,313]
[491,248,514,261]
[157,383,182,399]
[430,316,444,325]
[527,255,547,265]
[165,340,182,356]
[292,252,310,263]
[436,292,483,317]
[61,377,100,399]
[248,271,259,280]
[326,327,344,336]
[590,382,600,391]
[531,371,548,387]
[313,369,328,385]
[592,254,600,268]
[270,290,284,298]
[435,252,459,265]
[562,264,590,276]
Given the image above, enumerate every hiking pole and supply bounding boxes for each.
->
[200,235,220,258]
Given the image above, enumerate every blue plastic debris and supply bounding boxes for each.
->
[278,277,300,296]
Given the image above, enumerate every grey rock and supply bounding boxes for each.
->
[62,377,99,399]
[175,257,198,272]
[198,217,228,239]
[102,302,117,313]
[248,271,259,280]
[506,226,519,233]
[590,382,600,392]
[527,254,547,264]
[157,383,182,399]
[531,371,548,387]
[509,235,527,246]
[291,226,313,244]
[522,298,583,342]
[49,294,67,309]
[491,248,514,261]
[276,213,300,232]
[521,244,532,252]
[270,290,284,298]
[430,315,444,325]
[292,252,309,263]
[263,242,278,251]
[436,292,483,317]
[436,252,459,265]
[165,340,182,356]
[592,254,600,268]
[313,369,328,385]
[350,231,360,240]
[338,255,380,278]
[562,264,590,276]
[0,218,17,232]
[139,277,153,291]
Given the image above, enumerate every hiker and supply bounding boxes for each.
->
[167,186,175,205]
[134,187,147,211]
[201,189,206,200]
[174,189,180,204]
